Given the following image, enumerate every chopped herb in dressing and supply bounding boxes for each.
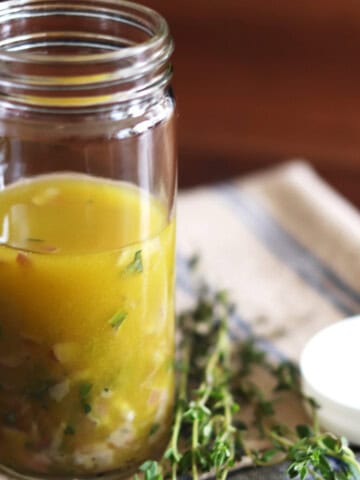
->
[26,238,44,243]
[149,423,160,436]
[109,311,128,330]
[79,382,92,414]
[82,403,91,414]
[79,383,92,398]
[125,250,143,274]
[64,425,75,435]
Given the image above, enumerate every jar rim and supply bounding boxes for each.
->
[0,0,171,64]
[0,0,174,110]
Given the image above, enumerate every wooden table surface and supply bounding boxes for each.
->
[145,0,360,207]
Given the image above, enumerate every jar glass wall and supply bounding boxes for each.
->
[0,1,176,478]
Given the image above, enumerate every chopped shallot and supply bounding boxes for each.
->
[73,443,114,470]
[49,381,70,402]
[108,424,134,448]
[32,187,60,206]
[52,343,78,365]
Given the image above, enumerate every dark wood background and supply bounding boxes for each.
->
[144,0,360,206]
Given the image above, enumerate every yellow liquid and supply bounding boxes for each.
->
[0,174,175,476]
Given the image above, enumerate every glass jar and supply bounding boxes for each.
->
[0,1,176,478]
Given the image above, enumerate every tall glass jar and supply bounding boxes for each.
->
[0,1,176,478]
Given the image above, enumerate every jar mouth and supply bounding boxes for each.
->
[0,0,170,64]
[0,0,173,110]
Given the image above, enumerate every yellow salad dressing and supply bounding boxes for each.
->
[0,174,175,476]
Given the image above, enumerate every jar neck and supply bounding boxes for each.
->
[0,0,173,112]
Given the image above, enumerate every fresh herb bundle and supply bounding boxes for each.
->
[135,262,360,480]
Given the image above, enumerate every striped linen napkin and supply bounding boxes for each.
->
[176,161,360,436]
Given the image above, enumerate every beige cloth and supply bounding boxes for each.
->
[176,161,360,436]
[177,161,360,361]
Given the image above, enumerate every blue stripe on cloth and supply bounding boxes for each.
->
[176,253,287,362]
[217,183,360,317]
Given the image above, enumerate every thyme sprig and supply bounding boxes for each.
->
[164,287,238,480]
[136,265,360,480]
[235,339,360,479]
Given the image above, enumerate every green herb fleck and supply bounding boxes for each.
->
[82,402,92,415]
[109,311,128,330]
[82,402,91,414]
[149,423,160,436]
[79,383,92,399]
[125,250,143,274]
[3,412,16,426]
[79,382,92,414]
[64,424,76,435]
[26,237,44,243]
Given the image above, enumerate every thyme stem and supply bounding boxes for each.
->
[171,342,190,480]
